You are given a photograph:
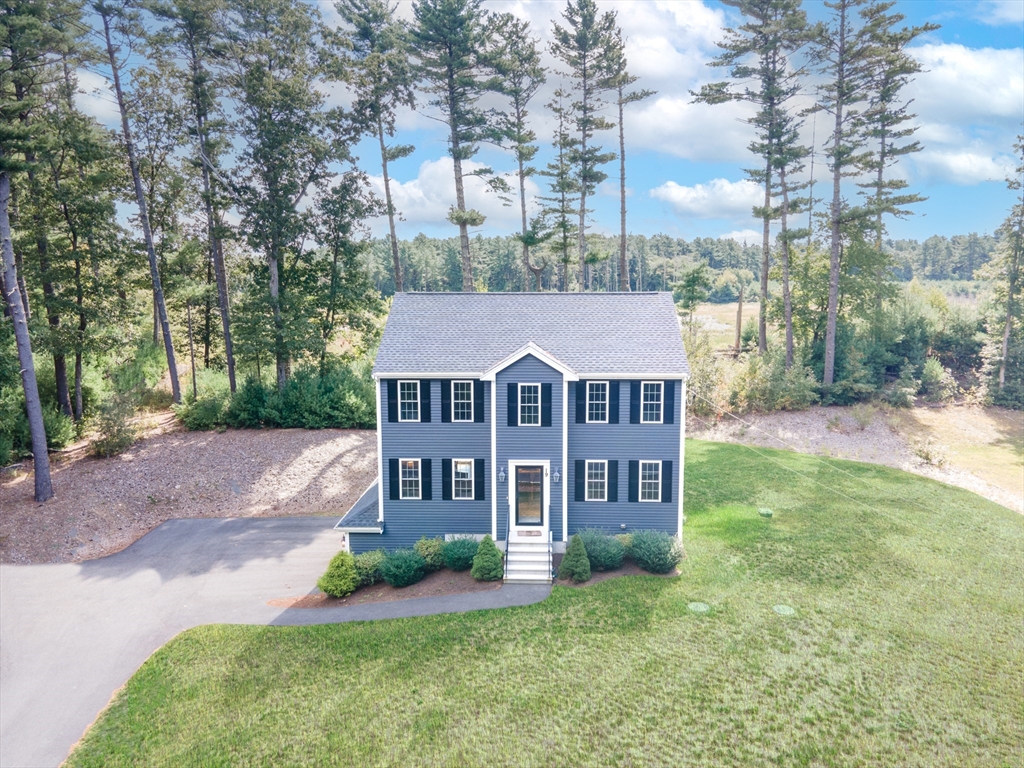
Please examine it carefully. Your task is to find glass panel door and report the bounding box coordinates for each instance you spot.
[516,466,543,526]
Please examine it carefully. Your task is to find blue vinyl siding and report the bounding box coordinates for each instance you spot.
[568,379,682,536]
[373,379,491,551]
[495,356,564,543]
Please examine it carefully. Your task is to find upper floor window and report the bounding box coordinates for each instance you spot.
[641,381,663,424]
[399,380,420,422]
[453,459,474,499]
[586,460,607,501]
[400,458,421,499]
[452,380,473,422]
[519,383,540,426]
[587,381,608,423]
[640,460,661,501]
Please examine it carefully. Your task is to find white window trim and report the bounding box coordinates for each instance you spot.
[452,458,474,500]
[519,382,541,427]
[398,380,421,422]
[586,380,609,424]
[585,459,608,502]
[399,458,422,500]
[639,460,661,503]
[640,380,664,424]
[451,379,474,422]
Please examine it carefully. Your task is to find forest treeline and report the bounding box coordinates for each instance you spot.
[2,0,1022,503]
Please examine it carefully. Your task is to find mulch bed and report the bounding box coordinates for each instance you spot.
[267,567,502,609]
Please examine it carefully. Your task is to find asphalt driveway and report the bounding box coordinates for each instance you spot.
[0,517,550,768]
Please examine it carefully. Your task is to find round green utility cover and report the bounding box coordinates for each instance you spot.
[688,602,710,614]
[773,604,796,616]
[758,508,773,518]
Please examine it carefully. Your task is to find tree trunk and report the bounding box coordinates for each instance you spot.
[759,157,771,354]
[268,245,286,391]
[779,166,794,369]
[187,303,197,400]
[1,168,53,501]
[735,282,743,355]
[823,7,847,388]
[618,85,629,292]
[101,9,181,404]
[378,119,403,293]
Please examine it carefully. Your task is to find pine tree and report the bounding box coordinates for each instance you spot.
[539,89,580,292]
[334,0,415,294]
[990,135,1023,393]
[550,0,617,291]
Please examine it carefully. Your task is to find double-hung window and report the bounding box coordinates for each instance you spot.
[519,383,540,426]
[639,461,661,501]
[400,459,421,499]
[452,380,473,422]
[587,381,608,423]
[586,460,607,501]
[453,459,474,499]
[641,381,663,424]
[399,380,420,422]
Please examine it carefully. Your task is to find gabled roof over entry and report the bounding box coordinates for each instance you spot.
[372,292,689,379]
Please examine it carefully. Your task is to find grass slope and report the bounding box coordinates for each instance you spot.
[68,441,1024,768]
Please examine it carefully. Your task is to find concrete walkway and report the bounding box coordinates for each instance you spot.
[0,518,551,768]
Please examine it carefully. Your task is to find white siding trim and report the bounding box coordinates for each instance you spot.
[491,381,497,539]
[562,378,568,542]
[479,341,579,381]
[679,380,686,539]
[376,381,384,522]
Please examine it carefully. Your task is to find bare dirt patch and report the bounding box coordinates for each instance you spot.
[268,568,501,608]
[0,422,376,564]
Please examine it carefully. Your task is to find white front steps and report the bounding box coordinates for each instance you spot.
[504,540,552,584]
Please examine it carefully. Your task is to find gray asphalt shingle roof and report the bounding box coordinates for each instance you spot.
[336,482,381,530]
[373,292,689,378]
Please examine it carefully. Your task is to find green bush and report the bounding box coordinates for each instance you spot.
[558,534,591,583]
[317,551,359,598]
[43,408,76,450]
[175,392,229,431]
[0,433,12,466]
[920,357,957,402]
[883,361,920,408]
[380,549,427,588]
[470,534,504,581]
[443,537,479,572]
[630,530,684,574]
[91,393,138,458]
[414,537,445,572]
[615,533,633,557]
[729,347,819,413]
[577,529,625,571]
[225,376,269,429]
[354,549,386,586]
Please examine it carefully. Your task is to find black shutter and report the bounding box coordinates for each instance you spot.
[664,380,675,425]
[629,381,641,424]
[575,460,585,502]
[421,458,432,500]
[419,380,431,422]
[628,460,639,502]
[507,383,518,426]
[474,459,485,500]
[474,381,485,423]
[541,383,552,426]
[662,460,673,503]
[440,380,451,423]
[609,381,620,424]
[441,458,452,500]
[608,460,619,502]
[575,380,587,423]
[387,380,398,423]
[389,458,399,500]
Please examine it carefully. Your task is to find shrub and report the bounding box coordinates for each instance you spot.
[615,533,633,557]
[380,549,427,588]
[443,537,479,572]
[920,357,958,403]
[0,433,11,466]
[729,347,819,413]
[91,393,138,458]
[353,549,386,586]
[43,408,76,450]
[471,534,504,581]
[558,534,591,583]
[577,529,625,571]
[414,537,445,572]
[317,551,359,598]
[630,530,684,574]
[883,361,920,408]
[175,392,229,431]
[225,377,269,429]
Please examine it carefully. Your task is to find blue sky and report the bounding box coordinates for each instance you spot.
[79,0,1024,245]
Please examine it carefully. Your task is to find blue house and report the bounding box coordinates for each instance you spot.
[336,292,690,583]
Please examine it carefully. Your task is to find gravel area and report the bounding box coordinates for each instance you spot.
[0,423,377,565]
[689,405,1023,514]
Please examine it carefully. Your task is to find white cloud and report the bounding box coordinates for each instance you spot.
[975,1,1024,26]
[365,156,541,236]
[75,68,120,127]
[910,149,1016,185]
[718,229,762,245]
[650,178,761,220]
[909,44,1024,122]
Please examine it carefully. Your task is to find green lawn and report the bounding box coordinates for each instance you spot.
[68,441,1024,767]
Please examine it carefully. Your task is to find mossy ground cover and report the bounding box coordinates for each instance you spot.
[67,441,1024,767]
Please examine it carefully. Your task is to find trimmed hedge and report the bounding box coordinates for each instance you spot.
[380,549,427,588]
[443,537,479,572]
[577,529,625,571]
[414,537,445,572]
[558,534,591,583]
[354,549,386,586]
[317,551,359,598]
[471,535,504,581]
[631,530,684,574]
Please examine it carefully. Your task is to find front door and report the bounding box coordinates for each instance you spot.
[511,463,548,541]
